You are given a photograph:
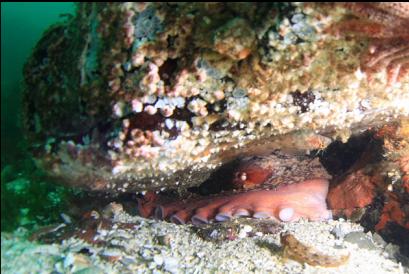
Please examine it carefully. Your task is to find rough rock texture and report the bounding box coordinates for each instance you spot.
[23,3,409,193]
[323,118,409,254]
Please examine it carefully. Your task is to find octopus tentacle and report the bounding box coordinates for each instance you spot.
[139,179,332,225]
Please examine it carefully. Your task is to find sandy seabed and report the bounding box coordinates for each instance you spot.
[1,211,408,274]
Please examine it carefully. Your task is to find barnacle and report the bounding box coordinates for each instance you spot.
[23,3,409,193]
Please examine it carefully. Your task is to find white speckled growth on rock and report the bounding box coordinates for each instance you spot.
[23,3,409,192]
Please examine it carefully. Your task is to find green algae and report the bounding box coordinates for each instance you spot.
[1,156,78,232]
[1,2,78,232]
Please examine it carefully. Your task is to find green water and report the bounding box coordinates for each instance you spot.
[1,2,76,231]
[1,2,75,167]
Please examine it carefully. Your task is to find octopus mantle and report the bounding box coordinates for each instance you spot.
[23,3,409,193]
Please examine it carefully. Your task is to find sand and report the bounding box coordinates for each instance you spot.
[2,211,408,274]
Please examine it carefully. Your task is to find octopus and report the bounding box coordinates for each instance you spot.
[280,232,350,267]
[137,151,333,225]
[330,3,409,86]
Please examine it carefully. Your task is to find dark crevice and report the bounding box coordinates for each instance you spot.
[158,58,178,86]
[318,131,383,177]
[188,159,242,195]
[291,90,316,113]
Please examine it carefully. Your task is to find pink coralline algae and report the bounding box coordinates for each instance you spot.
[23,3,408,194]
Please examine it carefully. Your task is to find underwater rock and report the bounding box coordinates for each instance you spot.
[324,118,409,255]
[23,3,409,193]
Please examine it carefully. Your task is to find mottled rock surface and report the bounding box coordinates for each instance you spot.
[23,3,409,192]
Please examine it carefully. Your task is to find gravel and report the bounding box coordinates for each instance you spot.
[2,211,408,274]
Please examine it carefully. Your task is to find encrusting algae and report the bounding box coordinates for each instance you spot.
[23,3,408,194]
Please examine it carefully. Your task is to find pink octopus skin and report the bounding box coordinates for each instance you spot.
[140,179,332,225]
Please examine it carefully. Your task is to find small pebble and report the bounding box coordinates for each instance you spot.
[153,254,164,266]
[164,257,179,273]
[344,231,376,250]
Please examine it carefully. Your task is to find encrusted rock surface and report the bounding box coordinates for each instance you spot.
[23,3,409,192]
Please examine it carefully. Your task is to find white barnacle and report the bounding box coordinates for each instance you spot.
[123,119,130,128]
[354,68,365,80]
[112,165,128,175]
[145,105,157,115]
[142,94,157,104]
[160,106,174,117]
[165,119,174,129]
[187,98,207,115]
[213,90,225,101]
[228,109,242,121]
[131,99,143,113]
[172,97,186,108]
[113,101,125,117]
